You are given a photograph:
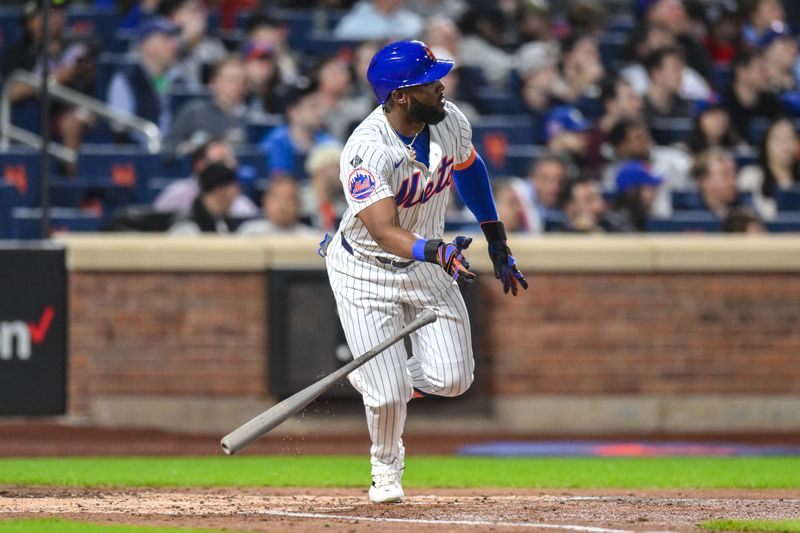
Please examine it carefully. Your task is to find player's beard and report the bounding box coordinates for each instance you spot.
[408,96,446,125]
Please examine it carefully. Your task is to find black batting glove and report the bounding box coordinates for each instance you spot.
[480,221,528,296]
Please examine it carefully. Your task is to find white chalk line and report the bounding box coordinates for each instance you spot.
[258,509,678,533]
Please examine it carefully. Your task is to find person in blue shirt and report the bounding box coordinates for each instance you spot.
[259,84,335,179]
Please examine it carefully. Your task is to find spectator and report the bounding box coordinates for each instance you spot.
[424,16,463,60]
[760,22,799,93]
[693,148,745,218]
[164,57,248,159]
[169,162,239,235]
[566,0,608,37]
[246,15,300,85]
[703,0,742,68]
[2,0,98,167]
[154,139,258,218]
[556,176,608,233]
[723,49,783,141]
[741,0,786,47]
[516,42,560,137]
[621,23,712,100]
[334,0,423,41]
[545,106,591,170]
[315,55,354,114]
[514,152,571,234]
[552,33,604,105]
[107,17,182,143]
[430,48,481,122]
[259,85,336,179]
[611,161,664,232]
[304,143,345,232]
[159,0,227,90]
[514,0,554,45]
[643,47,693,126]
[492,181,526,233]
[645,0,713,81]
[238,176,318,235]
[723,206,766,232]
[685,100,745,154]
[586,76,644,175]
[739,117,800,219]
[603,118,693,217]
[326,41,382,140]
[458,4,513,87]
[242,42,289,116]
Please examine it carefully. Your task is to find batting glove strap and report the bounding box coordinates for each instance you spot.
[480,220,507,243]
[423,239,443,263]
[436,237,476,286]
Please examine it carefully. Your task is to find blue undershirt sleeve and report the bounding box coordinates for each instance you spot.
[452,151,499,223]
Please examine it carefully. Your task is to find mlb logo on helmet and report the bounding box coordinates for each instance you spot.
[348,168,376,201]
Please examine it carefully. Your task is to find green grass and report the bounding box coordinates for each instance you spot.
[0,456,798,489]
[0,519,252,533]
[701,520,800,533]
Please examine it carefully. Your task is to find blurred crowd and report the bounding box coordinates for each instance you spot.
[2,0,800,235]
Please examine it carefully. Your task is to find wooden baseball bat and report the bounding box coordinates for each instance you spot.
[220,309,437,455]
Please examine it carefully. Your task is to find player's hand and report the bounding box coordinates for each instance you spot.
[481,221,528,296]
[436,236,476,287]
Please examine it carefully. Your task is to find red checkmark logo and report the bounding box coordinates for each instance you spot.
[28,306,55,344]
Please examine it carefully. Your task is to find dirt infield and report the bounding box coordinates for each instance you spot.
[2,486,800,532]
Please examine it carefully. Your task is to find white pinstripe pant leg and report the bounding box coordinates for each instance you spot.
[326,244,412,472]
[403,269,474,397]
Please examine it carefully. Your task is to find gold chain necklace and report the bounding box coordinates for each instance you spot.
[402,126,425,162]
[385,110,425,162]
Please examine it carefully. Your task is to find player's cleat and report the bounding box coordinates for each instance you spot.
[369,468,404,503]
[411,387,428,399]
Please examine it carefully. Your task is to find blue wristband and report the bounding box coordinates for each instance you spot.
[412,239,428,262]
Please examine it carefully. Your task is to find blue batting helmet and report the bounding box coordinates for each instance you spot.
[367,40,454,104]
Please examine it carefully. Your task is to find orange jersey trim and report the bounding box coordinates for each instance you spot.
[454,146,477,171]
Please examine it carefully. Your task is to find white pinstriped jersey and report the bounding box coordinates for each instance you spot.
[338,101,474,260]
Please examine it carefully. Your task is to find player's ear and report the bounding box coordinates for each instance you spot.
[393,89,408,106]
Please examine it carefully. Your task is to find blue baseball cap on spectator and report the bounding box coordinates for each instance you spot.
[758,21,796,48]
[137,17,180,43]
[693,95,725,117]
[545,106,589,140]
[615,161,663,193]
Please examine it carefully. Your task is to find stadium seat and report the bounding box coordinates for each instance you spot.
[169,91,213,116]
[472,116,537,161]
[598,32,628,67]
[481,144,545,177]
[0,7,23,50]
[10,99,42,136]
[766,212,800,232]
[0,147,47,207]
[672,191,704,211]
[10,207,102,239]
[476,87,519,115]
[50,179,137,221]
[775,189,800,211]
[66,7,120,47]
[0,183,17,239]
[76,146,167,202]
[145,177,179,204]
[646,211,722,233]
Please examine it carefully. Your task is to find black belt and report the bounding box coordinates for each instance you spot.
[341,234,414,269]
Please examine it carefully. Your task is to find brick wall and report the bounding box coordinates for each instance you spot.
[67,270,800,421]
[477,273,800,397]
[68,272,267,416]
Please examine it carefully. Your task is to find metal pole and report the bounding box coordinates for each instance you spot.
[39,0,52,239]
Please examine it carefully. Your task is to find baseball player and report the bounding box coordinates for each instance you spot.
[321,40,527,503]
